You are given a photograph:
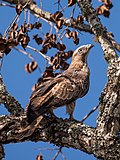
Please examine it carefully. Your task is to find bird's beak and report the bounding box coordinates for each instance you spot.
[87,44,94,50]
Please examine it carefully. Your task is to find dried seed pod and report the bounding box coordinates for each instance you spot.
[21,25,27,33]
[55,19,64,29]
[71,31,79,45]
[60,59,69,70]
[53,11,63,21]
[4,47,11,55]
[43,66,54,78]
[53,11,64,29]
[62,50,73,60]
[96,4,110,17]
[12,23,18,31]
[0,38,12,55]
[51,34,56,42]
[68,0,76,7]
[100,0,112,7]
[76,15,84,24]
[50,51,64,70]
[7,39,18,49]
[16,2,23,15]
[21,35,30,49]
[49,41,57,48]
[25,61,38,73]
[40,46,48,54]
[36,155,43,160]
[56,42,66,51]
[71,31,78,40]
[65,29,72,39]
[33,34,43,45]
[32,22,42,29]
[0,38,6,52]
[73,37,79,45]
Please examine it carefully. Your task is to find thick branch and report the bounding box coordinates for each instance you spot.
[0,114,95,155]
[0,74,24,116]
[2,0,92,33]
[0,1,120,159]
[0,113,120,159]
[94,57,120,159]
[76,1,120,159]
[77,0,118,63]
[98,57,120,135]
[76,0,120,135]
[2,0,120,52]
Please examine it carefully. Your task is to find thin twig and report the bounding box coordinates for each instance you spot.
[57,28,67,41]
[81,105,99,123]
[27,9,30,24]
[14,47,34,61]
[34,148,60,151]
[3,0,31,38]
[0,55,4,71]
[0,2,15,8]
[70,3,76,18]
[3,14,19,38]
[27,45,51,64]
[52,147,62,160]
[60,150,67,160]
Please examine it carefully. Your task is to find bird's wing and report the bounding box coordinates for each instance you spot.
[27,74,78,123]
[30,78,55,99]
[51,76,76,101]
[30,73,77,101]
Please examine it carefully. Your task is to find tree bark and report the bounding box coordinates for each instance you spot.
[0,0,120,159]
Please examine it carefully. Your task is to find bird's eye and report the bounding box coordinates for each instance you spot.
[78,48,82,52]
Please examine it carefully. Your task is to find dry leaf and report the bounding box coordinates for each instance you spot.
[25,61,38,73]
[68,0,76,7]
[96,4,110,17]
[16,2,23,15]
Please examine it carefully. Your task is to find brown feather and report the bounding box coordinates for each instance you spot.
[27,44,93,123]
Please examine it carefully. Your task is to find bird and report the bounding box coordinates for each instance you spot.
[27,44,93,124]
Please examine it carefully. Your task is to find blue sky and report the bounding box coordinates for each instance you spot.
[0,1,120,160]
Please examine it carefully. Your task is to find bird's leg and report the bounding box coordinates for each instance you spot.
[66,102,81,122]
[66,101,75,120]
[69,113,74,120]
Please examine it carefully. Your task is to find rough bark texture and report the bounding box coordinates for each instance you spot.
[0,0,120,160]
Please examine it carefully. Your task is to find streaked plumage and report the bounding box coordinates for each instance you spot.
[27,44,93,124]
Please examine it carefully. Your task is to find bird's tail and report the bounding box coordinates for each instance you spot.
[26,103,39,124]
[16,115,43,140]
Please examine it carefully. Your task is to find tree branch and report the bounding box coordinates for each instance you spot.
[2,0,120,53]
[77,0,118,63]
[0,1,120,159]
[2,0,92,33]
[76,1,120,159]
[0,114,95,155]
[0,74,24,116]
[0,111,120,159]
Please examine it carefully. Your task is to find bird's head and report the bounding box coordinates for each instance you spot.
[72,44,93,63]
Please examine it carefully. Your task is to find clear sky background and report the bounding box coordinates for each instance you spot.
[0,0,120,160]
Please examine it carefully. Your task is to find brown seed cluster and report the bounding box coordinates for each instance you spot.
[53,11,64,29]
[65,29,79,45]
[96,0,113,17]
[25,61,38,73]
